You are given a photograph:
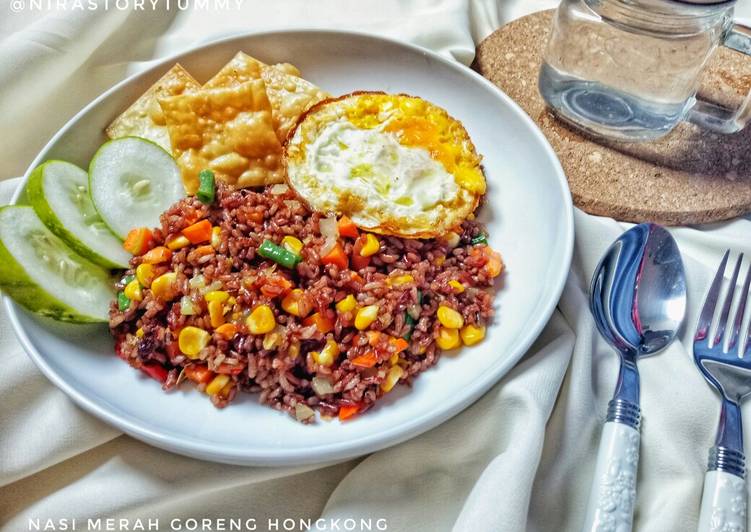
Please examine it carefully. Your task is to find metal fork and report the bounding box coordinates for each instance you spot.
[694,251,751,532]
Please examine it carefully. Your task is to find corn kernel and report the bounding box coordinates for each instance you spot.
[215,323,237,339]
[360,233,380,257]
[124,279,143,302]
[166,234,190,250]
[151,272,178,301]
[448,280,465,294]
[205,290,230,303]
[281,235,303,255]
[288,341,300,359]
[460,324,486,346]
[211,226,222,248]
[389,353,399,365]
[281,288,304,316]
[178,326,211,358]
[442,231,461,249]
[312,339,339,367]
[437,306,464,329]
[246,304,276,334]
[436,327,461,350]
[381,365,404,392]
[263,328,283,350]
[355,304,379,330]
[335,294,357,313]
[208,300,225,328]
[205,374,230,396]
[136,263,156,287]
[219,380,234,398]
[388,274,414,287]
[135,327,145,338]
[435,256,446,266]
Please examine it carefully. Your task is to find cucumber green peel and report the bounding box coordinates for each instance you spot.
[0,206,115,323]
[26,160,130,269]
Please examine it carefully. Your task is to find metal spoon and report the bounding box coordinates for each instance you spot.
[583,223,687,532]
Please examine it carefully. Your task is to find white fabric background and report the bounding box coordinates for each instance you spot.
[1,1,750,531]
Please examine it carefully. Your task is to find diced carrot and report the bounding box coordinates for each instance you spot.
[248,211,264,224]
[351,352,377,368]
[350,272,364,284]
[194,245,215,256]
[351,235,371,270]
[303,312,335,333]
[123,227,154,255]
[214,323,237,339]
[391,337,409,353]
[338,404,360,421]
[141,246,172,264]
[484,247,504,278]
[337,216,359,238]
[321,242,348,270]
[366,330,382,347]
[471,245,504,278]
[215,363,245,375]
[182,219,212,244]
[184,364,214,384]
[140,362,168,382]
[260,275,293,298]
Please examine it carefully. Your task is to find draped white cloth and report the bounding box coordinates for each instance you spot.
[2,1,751,530]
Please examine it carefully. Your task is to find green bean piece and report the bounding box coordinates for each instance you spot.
[117,291,131,311]
[258,239,301,269]
[196,169,216,204]
[471,234,488,245]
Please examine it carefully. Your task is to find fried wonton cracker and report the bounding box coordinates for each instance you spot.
[205,52,329,142]
[159,79,284,193]
[105,64,200,152]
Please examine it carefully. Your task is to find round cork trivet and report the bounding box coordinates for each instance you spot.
[472,10,751,225]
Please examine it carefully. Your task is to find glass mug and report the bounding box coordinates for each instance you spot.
[539,0,751,141]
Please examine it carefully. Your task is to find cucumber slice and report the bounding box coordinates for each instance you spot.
[89,137,184,239]
[27,161,131,269]
[0,206,115,323]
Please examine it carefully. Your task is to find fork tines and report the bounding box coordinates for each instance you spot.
[696,251,751,356]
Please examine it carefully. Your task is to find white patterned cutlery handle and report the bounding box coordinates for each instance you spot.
[697,448,747,532]
[582,421,640,532]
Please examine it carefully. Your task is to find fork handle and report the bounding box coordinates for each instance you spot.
[582,421,640,532]
[698,468,746,532]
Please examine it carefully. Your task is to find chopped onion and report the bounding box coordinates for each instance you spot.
[200,280,223,294]
[179,296,198,315]
[284,199,301,211]
[188,274,205,290]
[320,236,338,256]
[295,403,315,421]
[270,183,289,195]
[319,216,339,240]
[312,376,334,396]
[407,304,421,320]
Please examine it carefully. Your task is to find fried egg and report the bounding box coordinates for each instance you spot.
[284,92,486,238]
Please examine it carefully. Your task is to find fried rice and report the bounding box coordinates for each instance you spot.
[109,183,501,422]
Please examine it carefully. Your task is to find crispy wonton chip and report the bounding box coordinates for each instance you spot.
[159,79,284,193]
[204,52,329,142]
[105,64,200,152]
[260,66,329,141]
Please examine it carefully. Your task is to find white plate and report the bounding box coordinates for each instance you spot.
[5,30,573,466]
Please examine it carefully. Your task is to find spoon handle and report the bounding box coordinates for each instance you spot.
[582,403,641,532]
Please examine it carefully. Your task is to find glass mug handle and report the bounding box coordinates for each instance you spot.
[687,24,751,134]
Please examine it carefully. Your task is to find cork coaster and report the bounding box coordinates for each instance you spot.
[472,10,751,225]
